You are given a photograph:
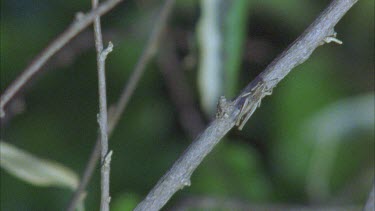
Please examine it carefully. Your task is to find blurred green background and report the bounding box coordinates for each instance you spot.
[1,0,374,210]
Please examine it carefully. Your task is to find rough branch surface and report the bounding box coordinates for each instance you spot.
[134,0,358,210]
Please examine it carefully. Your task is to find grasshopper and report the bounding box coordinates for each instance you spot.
[235,80,273,130]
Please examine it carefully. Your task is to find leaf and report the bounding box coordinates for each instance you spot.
[197,0,224,115]
[0,141,78,190]
[223,0,251,97]
[307,93,374,142]
[304,93,374,201]
[197,0,251,115]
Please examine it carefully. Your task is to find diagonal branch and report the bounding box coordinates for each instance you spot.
[65,0,176,210]
[0,0,123,118]
[134,0,358,210]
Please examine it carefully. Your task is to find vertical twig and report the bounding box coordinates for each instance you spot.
[92,0,113,210]
[66,0,175,210]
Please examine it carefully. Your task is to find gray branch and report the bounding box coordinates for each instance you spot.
[91,0,112,210]
[0,0,123,117]
[134,0,358,210]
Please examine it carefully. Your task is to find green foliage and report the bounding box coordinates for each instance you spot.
[112,193,140,211]
[0,0,373,210]
[191,140,272,201]
[223,0,251,97]
[256,0,318,30]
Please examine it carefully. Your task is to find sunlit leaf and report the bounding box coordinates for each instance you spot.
[305,93,374,201]
[197,0,251,115]
[0,141,78,190]
[307,93,374,141]
[197,0,224,115]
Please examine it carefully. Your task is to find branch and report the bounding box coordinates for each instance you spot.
[134,0,358,210]
[65,0,175,210]
[0,0,123,118]
[91,0,112,210]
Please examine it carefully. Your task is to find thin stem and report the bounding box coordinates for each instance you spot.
[134,0,358,210]
[65,0,175,210]
[0,0,123,118]
[91,0,112,210]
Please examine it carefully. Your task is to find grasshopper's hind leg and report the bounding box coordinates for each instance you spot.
[237,104,257,130]
[236,97,249,127]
